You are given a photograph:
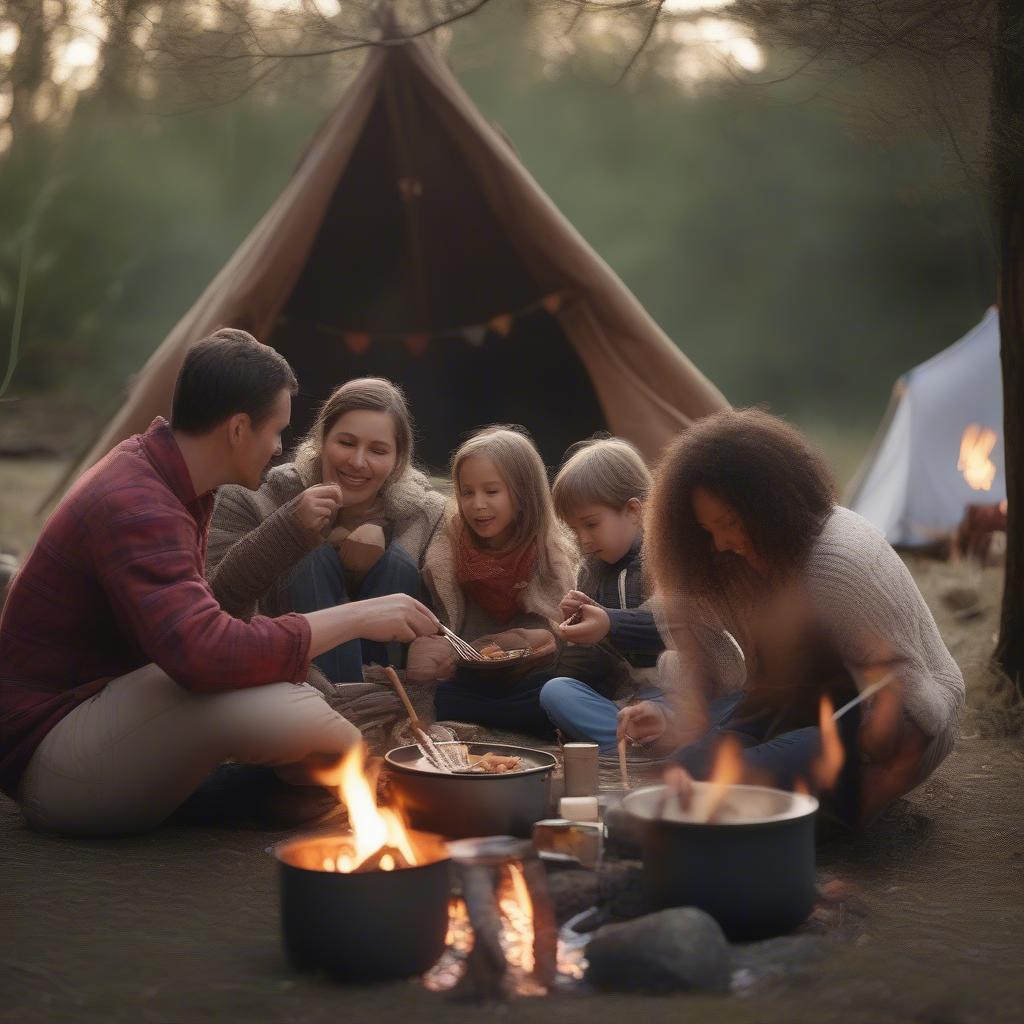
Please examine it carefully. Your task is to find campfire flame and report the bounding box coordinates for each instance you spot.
[958,424,998,491]
[320,743,419,873]
[690,733,745,823]
[812,696,844,791]
[499,863,536,976]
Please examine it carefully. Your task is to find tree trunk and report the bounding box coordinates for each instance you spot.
[992,0,1024,696]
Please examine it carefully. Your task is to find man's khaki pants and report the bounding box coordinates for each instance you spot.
[17,664,360,836]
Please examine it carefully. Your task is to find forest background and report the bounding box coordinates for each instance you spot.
[0,0,997,485]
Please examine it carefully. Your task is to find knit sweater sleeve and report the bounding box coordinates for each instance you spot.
[606,607,664,656]
[807,508,965,740]
[207,483,321,620]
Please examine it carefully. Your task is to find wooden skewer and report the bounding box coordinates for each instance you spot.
[617,736,630,790]
[383,667,449,769]
[383,666,423,728]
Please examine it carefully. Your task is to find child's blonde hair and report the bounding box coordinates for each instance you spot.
[552,437,653,521]
[451,426,559,553]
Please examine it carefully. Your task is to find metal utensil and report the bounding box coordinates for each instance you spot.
[832,674,895,722]
[438,624,485,662]
[382,667,470,772]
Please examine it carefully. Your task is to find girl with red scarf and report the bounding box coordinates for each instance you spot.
[412,426,576,736]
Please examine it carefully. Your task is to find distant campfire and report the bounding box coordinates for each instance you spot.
[958,423,998,492]
[954,425,1006,564]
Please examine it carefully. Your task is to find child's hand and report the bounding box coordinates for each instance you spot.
[558,603,610,644]
[618,700,669,746]
[661,764,696,813]
[559,589,598,622]
[406,636,457,683]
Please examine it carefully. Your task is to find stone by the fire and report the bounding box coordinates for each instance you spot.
[585,907,730,994]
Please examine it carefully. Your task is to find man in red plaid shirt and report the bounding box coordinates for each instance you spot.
[0,329,438,835]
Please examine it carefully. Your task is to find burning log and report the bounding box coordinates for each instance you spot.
[447,837,558,1000]
[456,863,511,1001]
[352,844,412,873]
[520,856,557,989]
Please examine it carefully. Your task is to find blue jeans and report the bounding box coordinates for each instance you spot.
[673,693,862,826]
[281,541,421,682]
[539,677,668,753]
[434,667,557,739]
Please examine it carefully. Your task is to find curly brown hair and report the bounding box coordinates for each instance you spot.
[647,408,836,598]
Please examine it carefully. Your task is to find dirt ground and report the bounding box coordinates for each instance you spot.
[2,457,1023,1024]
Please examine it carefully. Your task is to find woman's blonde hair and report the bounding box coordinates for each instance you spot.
[551,437,652,521]
[293,377,414,488]
[450,425,571,560]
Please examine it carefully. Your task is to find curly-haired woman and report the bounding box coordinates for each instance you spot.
[629,408,964,826]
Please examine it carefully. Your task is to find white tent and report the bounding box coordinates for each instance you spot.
[846,308,1005,546]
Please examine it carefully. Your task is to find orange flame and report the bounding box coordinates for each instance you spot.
[958,424,998,491]
[813,696,845,791]
[498,863,536,976]
[319,743,419,872]
[690,733,744,822]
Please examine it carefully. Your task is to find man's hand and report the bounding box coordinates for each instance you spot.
[292,483,344,535]
[618,700,670,747]
[558,603,610,645]
[559,589,598,622]
[305,595,439,661]
[348,594,439,644]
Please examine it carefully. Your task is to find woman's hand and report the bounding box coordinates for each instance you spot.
[618,700,670,747]
[292,483,344,535]
[558,603,610,645]
[558,589,598,622]
[857,683,929,823]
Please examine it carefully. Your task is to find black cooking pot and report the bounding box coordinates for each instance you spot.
[273,831,451,981]
[385,742,557,839]
[622,782,819,941]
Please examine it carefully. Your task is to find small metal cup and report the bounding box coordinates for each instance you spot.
[562,742,599,797]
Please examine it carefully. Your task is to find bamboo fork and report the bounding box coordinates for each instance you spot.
[438,623,485,661]
[617,736,630,790]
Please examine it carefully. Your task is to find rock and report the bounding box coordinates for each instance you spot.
[729,934,829,994]
[585,907,730,993]
[544,865,600,924]
[545,859,646,924]
[599,860,647,921]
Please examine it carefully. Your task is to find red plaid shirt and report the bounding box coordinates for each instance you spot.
[0,418,311,797]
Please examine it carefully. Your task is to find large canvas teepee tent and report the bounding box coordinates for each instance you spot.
[846,308,1005,546]
[61,33,726,488]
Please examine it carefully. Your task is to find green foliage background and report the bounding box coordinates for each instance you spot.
[0,3,994,484]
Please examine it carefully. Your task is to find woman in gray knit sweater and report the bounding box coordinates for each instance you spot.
[642,409,965,826]
[207,378,446,683]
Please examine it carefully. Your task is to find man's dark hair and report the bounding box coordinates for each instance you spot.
[171,328,298,435]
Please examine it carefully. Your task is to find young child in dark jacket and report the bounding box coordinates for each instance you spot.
[540,438,668,753]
